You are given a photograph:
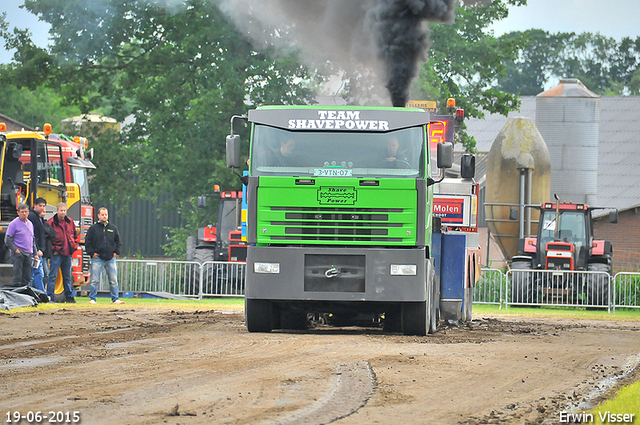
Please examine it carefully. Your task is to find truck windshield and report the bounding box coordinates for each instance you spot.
[70,166,90,198]
[219,199,239,248]
[250,125,425,178]
[540,210,587,248]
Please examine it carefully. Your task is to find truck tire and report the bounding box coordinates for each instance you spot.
[186,236,196,262]
[245,298,274,332]
[461,287,473,323]
[402,267,434,336]
[402,301,429,336]
[510,261,534,304]
[586,263,610,308]
[428,261,438,334]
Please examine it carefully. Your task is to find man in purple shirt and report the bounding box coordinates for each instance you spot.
[5,203,39,287]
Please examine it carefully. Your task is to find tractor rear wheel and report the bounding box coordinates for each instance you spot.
[510,261,534,304]
[586,263,611,308]
[186,236,196,262]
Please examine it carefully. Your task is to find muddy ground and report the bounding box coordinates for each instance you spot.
[1,306,639,425]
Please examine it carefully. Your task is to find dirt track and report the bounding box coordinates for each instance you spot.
[1,307,639,425]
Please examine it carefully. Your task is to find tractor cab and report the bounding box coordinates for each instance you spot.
[538,203,591,271]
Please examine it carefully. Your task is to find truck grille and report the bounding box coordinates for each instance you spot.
[268,207,404,242]
[547,243,572,251]
[82,247,92,273]
[80,217,93,235]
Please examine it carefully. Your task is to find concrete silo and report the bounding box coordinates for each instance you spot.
[485,117,551,261]
[536,78,600,204]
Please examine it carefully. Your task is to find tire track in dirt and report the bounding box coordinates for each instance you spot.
[259,361,375,425]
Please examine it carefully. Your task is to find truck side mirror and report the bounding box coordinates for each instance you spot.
[197,196,207,208]
[437,142,453,169]
[226,135,242,169]
[8,142,22,159]
[460,154,475,179]
[509,207,518,221]
[609,210,618,224]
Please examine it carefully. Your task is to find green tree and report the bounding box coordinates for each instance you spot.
[0,81,81,129]
[2,0,318,255]
[560,33,640,95]
[3,0,316,201]
[496,30,572,96]
[412,0,527,152]
[496,29,640,96]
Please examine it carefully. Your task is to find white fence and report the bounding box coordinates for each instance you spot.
[474,267,640,312]
[96,260,640,310]
[507,269,611,311]
[612,272,640,311]
[95,259,246,299]
[473,268,504,305]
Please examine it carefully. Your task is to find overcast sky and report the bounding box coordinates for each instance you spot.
[1,0,639,64]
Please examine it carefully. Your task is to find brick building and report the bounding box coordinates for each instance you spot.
[593,208,640,271]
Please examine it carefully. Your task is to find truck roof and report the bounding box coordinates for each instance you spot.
[248,106,431,132]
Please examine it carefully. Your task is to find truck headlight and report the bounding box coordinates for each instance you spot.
[390,264,417,276]
[72,258,80,268]
[254,262,280,274]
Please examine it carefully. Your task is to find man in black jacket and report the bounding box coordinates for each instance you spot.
[85,207,124,304]
[28,197,47,292]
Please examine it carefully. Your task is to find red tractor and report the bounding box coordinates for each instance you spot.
[185,186,247,296]
[510,198,617,307]
[186,186,247,264]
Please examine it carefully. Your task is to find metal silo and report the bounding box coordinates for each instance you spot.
[536,78,600,204]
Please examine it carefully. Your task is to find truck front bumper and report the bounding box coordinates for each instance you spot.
[246,245,428,302]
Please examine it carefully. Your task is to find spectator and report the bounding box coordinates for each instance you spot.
[28,197,46,292]
[5,203,39,287]
[85,207,124,304]
[41,208,56,298]
[46,203,78,303]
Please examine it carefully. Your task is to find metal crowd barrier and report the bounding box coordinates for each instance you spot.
[95,260,640,311]
[96,259,246,299]
[474,268,504,305]
[613,272,640,311]
[506,269,612,311]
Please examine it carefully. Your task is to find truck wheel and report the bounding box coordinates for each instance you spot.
[402,301,428,336]
[245,298,273,333]
[510,261,533,304]
[428,300,438,334]
[586,263,610,308]
[461,287,473,323]
[402,281,433,336]
[428,264,438,334]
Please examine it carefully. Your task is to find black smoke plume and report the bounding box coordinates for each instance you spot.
[372,0,455,106]
[219,0,456,106]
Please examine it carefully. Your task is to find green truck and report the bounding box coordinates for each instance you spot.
[226,106,453,335]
